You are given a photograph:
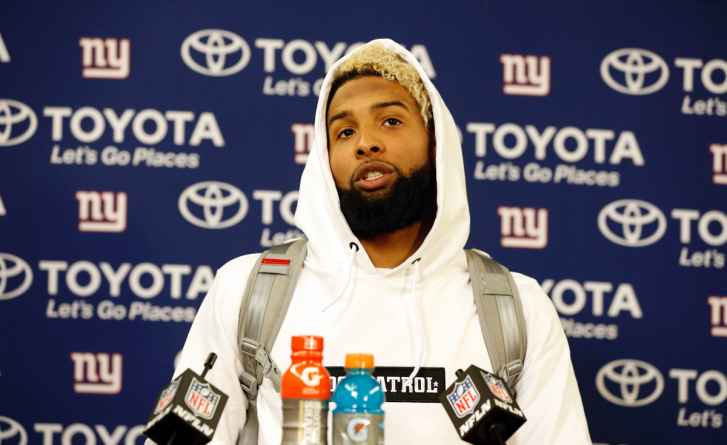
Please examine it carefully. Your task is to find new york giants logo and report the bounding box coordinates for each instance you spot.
[498,206,549,249]
[76,191,127,232]
[80,37,130,79]
[70,352,122,394]
[711,144,727,185]
[291,123,314,165]
[500,54,551,96]
[708,296,727,338]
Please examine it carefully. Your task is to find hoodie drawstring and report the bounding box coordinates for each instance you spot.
[324,247,427,383]
[404,258,427,382]
[322,242,359,312]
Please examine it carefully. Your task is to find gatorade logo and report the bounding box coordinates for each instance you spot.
[346,418,370,441]
[296,366,323,387]
[282,360,330,400]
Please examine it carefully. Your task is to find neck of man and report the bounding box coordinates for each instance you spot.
[359,219,431,268]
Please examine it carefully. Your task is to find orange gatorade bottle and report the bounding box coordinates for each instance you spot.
[281,335,331,445]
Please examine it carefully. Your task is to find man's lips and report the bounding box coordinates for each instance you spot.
[352,162,397,191]
[355,172,394,191]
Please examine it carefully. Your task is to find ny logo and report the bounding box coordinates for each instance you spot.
[708,296,727,338]
[76,191,127,232]
[498,207,548,249]
[291,123,314,165]
[80,37,130,79]
[0,33,10,63]
[710,144,727,185]
[70,352,123,394]
[500,54,550,96]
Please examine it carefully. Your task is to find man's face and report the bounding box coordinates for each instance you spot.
[327,76,431,198]
[326,75,436,239]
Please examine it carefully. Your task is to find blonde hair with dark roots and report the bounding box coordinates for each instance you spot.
[330,44,433,128]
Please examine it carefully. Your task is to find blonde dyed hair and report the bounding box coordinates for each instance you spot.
[333,43,433,128]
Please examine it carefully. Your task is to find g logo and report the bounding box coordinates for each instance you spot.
[299,366,322,387]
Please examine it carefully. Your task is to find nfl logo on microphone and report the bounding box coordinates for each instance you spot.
[447,375,481,418]
[484,373,513,404]
[185,378,221,420]
[144,369,228,445]
[154,380,179,415]
[440,365,526,444]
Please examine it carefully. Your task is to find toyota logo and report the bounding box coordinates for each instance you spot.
[596,359,664,407]
[598,199,667,247]
[0,253,33,301]
[600,48,669,95]
[0,99,37,147]
[0,416,28,445]
[181,29,251,77]
[179,181,248,229]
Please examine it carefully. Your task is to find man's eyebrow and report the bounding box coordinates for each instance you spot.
[370,100,410,112]
[327,110,350,127]
[328,101,411,127]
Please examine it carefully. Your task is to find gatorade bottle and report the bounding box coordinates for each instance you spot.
[281,335,331,445]
[332,353,385,445]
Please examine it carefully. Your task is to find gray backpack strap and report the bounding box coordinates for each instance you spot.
[237,238,307,445]
[465,249,527,394]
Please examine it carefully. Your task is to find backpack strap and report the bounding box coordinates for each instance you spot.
[237,238,307,445]
[465,249,527,394]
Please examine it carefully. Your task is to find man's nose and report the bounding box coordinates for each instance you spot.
[355,130,384,157]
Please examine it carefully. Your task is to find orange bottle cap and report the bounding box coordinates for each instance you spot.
[291,335,324,352]
[345,353,374,369]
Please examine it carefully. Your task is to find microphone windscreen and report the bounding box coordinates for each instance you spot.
[144,368,228,445]
[439,365,526,444]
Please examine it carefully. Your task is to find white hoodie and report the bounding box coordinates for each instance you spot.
[166,39,592,444]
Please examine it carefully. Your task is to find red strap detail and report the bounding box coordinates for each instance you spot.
[262,258,290,266]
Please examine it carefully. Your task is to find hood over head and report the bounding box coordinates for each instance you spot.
[294,38,470,278]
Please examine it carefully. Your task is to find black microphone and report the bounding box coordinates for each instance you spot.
[439,365,526,445]
[144,353,228,445]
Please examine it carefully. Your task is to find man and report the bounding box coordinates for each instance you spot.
[166,39,591,444]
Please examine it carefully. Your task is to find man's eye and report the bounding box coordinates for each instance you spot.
[384,118,401,126]
[337,128,354,139]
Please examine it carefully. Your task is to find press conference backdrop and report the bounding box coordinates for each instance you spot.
[1,1,725,444]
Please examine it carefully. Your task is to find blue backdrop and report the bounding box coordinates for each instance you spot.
[1,1,725,444]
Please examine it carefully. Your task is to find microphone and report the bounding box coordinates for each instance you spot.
[144,353,229,445]
[439,365,526,445]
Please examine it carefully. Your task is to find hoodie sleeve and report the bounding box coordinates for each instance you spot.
[145,254,259,445]
[508,273,592,445]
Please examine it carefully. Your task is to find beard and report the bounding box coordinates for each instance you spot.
[337,162,437,240]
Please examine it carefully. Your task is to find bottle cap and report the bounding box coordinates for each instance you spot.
[345,353,374,369]
[291,335,324,352]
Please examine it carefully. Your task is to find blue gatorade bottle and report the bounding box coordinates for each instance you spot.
[332,353,385,445]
